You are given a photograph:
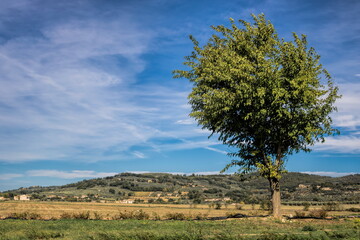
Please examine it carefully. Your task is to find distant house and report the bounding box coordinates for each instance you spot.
[298,184,309,189]
[119,199,134,204]
[204,198,222,202]
[14,195,30,201]
[205,197,231,202]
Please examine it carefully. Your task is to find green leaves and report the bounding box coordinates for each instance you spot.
[174,14,340,179]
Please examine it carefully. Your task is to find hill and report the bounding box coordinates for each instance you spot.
[1,172,359,204]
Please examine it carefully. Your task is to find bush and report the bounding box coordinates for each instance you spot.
[59,211,91,219]
[215,202,222,210]
[235,203,243,210]
[72,211,91,219]
[309,210,328,219]
[113,210,149,220]
[194,212,208,220]
[7,212,42,220]
[302,225,317,231]
[259,200,272,211]
[302,202,311,211]
[152,212,161,220]
[165,212,188,220]
[322,202,341,211]
[346,207,360,212]
[294,211,306,218]
[93,212,103,220]
[60,212,73,219]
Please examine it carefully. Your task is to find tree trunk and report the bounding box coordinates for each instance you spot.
[269,177,281,218]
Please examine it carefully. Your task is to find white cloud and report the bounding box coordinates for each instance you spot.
[132,151,146,159]
[176,119,194,125]
[0,7,204,163]
[332,83,360,129]
[158,140,221,152]
[301,171,358,177]
[204,147,228,155]
[27,170,117,179]
[0,16,154,162]
[315,136,360,153]
[0,174,23,180]
[355,74,360,77]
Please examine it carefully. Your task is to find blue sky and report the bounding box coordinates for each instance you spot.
[0,0,359,191]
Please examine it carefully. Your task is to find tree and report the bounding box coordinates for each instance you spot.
[173,14,340,218]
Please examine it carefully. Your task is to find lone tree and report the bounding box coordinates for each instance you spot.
[173,14,340,218]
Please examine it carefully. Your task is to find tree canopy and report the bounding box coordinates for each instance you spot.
[174,14,340,217]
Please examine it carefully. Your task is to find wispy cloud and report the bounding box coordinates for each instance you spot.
[315,136,360,153]
[0,173,23,180]
[132,151,146,159]
[332,83,360,129]
[176,119,195,125]
[0,1,215,163]
[204,147,228,155]
[27,170,117,179]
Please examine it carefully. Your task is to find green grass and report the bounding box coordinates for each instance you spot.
[0,218,359,240]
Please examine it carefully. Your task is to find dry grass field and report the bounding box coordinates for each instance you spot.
[0,201,359,220]
[0,201,359,239]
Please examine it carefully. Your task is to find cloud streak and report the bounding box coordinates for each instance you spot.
[0,174,23,180]
[0,1,215,163]
[27,170,117,179]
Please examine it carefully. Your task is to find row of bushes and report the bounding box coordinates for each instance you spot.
[3,210,209,221]
[294,210,329,219]
[283,201,360,206]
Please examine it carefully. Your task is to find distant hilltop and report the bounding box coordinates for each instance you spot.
[1,172,359,204]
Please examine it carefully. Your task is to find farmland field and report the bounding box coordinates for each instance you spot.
[0,201,359,239]
[1,201,359,220]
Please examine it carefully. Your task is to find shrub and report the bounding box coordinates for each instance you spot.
[165,212,188,220]
[259,200,272,211]
[152,212,161,220]
[7,212,42,220]
[215,202,222,210]
[113,210,149,220]
[322,202,341,211]
[302,202,311,211]
[309,210,328,219]
[60,212,73,219]
[93,212,103,220]
[235,203,243,210]
[294,211,306,218]
[133,198,144,203]
[72,211,91,219]
[194,212,208,220]
[346,207,360,212]
[302,225,317,231]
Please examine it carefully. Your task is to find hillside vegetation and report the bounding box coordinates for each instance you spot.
[2,172,359,204]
